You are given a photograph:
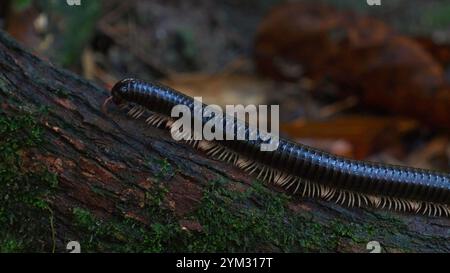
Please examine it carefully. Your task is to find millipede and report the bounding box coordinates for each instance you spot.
[106,78,450,217]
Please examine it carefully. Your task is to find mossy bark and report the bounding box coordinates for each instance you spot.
[0,30,449,253]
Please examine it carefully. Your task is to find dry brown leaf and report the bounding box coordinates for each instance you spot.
[6,6,40,48]
[163,73,272,107]
[280,115,418,159]
[254,2,450,129]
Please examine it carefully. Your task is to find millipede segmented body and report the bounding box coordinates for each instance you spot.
[110,78,450,217]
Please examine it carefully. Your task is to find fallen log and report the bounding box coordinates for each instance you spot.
[0,30,448,253]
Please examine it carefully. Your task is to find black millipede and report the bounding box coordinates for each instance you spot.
[106,78,450,217]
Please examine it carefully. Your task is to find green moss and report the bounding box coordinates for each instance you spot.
[73,207,96,228]
[68,182,182,253]
[0,234,23,252]
[146,184,169,212]
[61,176,415,253]
[54,88,69,99]
[178,179,292,252]
[71,207,108,250]
[156,158,173,178]
[0,78,9,93]
[146,157,175,180]
[62,177,347,252]
[82,177,327,252]
[0,111,58,252]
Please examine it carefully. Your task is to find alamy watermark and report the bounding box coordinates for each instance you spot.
[66,0,81,6]
[170,97,279,152]
[66,241,81,253]
[366,241,382,253]
[367,0,381,6]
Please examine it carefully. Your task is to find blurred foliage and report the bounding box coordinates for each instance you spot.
[310,0,450,35]
[39,0,100,66]
[422,3,450,30]
[11,0,33,12]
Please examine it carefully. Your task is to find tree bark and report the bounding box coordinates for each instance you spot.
[0,30,449,253]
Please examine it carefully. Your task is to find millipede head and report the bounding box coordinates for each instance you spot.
[111,78,135,105]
